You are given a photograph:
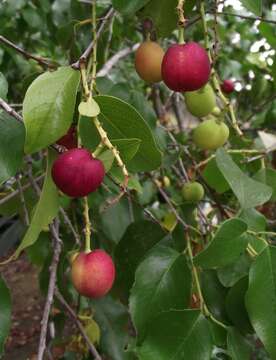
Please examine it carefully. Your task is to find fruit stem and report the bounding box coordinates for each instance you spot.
[186,232,227,329]
[177,0,185,44]
[93,116,129,190]
[83,196,91,252]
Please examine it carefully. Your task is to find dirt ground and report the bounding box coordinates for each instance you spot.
[1,255,44,360]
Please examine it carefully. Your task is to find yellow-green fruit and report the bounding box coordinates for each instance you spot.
[163,176,171,188]
[184,84,216,118]
[135,41,164,83]
[212,106,221,117]
[182,182,204,202]
[193,118,229,150]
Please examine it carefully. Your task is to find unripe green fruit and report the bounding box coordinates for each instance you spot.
[193,118,229,150]
[184,84,216,118]
[163,176,171,188]
[182,182,204,202]
[212,106,221,117]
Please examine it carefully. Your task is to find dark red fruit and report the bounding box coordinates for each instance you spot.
[71,250,115,298]
[56,126,77,149]
[221,79,235,94]
[52,148,105,198]
[161,42,211,92]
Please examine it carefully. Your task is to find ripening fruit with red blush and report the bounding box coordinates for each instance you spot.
[51,148,105,198]
[221,79,235,94]
[71,250,115,298]
[56,126,77,149]
[161,42,211,92]
[135,41,164,83]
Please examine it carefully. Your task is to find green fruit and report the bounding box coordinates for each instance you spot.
[193,118,229,150]
[181,182,204,202]
[212,106,221,117]
[184,83,216,118]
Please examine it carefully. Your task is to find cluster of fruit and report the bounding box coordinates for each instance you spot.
[135,40,234,151]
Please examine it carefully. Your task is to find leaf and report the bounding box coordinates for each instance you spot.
[259,23,276,48]
[227,327,251,360]
[202,158,229,194]
[194,218,248,269]
[78,97,100,117]
[23,66,80,154]
[112,0,151,16]
[115,221,167,299]
[83,96,161,171]
[0,72,8,100]
[245,245,276,359]
[13,150,59,259]
[240,0,262,16]
[0,275,11,356]
[0,112,25,185]
[111,138,141,163]
[130,246,191,342]
[137,310,213,360]
[226,277,253,335]
[254,168,276,201]
[201,270,229,323]
[216,148,272,209]
[98,149,115,172]
[91,296,130,360]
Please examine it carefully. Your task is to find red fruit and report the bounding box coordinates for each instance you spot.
[52,148,105,198]
[71,250,115,298]
[56,126,77,149]
[221,79,235,94]
[161,42,211,92]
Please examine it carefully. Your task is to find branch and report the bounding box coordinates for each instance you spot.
[0,97,23,122]
[0,35,57,68]
[55,289,102,360]
[37,220,62,360]
[218,11,276,25]
[97,43,139,77]
[71,7,115,69]
[15,174,30,226]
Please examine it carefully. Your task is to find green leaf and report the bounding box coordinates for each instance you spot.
[91,296,130,360]
[217,253,252,288]
[254,168,276,201]
[130,246,191,342]
[137,310,213,360]
[0,72,8,100]
[84,96,162,171]
[0,112,25,185]
[194,218,248,269]
[201,270,229,323]
[112,0,151,16]
[13,150,59,258]
[227,327,251,360]
[23,66,80,154]
[226,277,253,334]
[202,158,229,194]
[216,148,272,209]
[0,275,11,356]
[115,221,167,298]
[111,138,141,163]
[246,245,276,358]
[98,149,115,172]
[78,97,100,117]
[239,208,266,232]
[240,0,262,16]
[259,23,276,48]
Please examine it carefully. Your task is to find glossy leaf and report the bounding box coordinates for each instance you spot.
[226,277,253,334]
[194,218,248,268]
[227,327,251,360]
[137,310,212,360]
[23,66,80,153]
[245,245,276,358]
[115,221,167,298]
[0,112,25,185]
[130,246,191,341]
[13,150,59,258]
[216,148,272,209]
[112,0,151,16]
[86,96,162,171]
[0,275,11,356]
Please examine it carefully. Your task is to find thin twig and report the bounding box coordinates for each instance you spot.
[0,97,23,122]
[55,289,102,360]
[218,11,276,25]
[97,43,139,77]
[0,35,57,68]
[71,7,115,69]
[37,220,62,360]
